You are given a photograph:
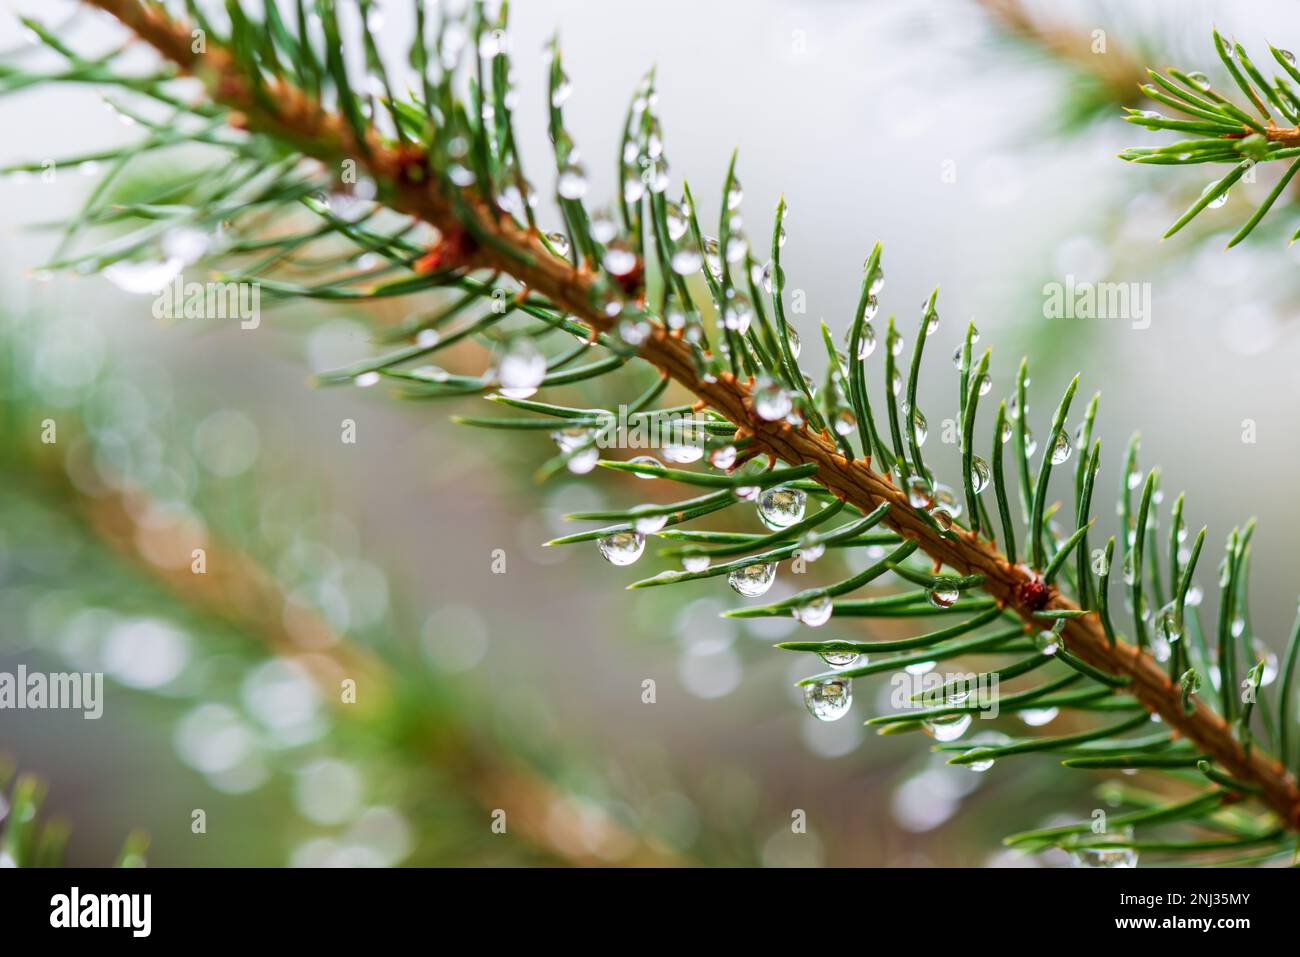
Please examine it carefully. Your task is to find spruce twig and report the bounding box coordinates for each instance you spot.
[14,1,1300,853]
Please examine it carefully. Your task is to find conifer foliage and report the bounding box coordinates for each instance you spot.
[4,1,1300,865]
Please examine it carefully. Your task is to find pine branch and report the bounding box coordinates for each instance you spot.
[12,1,1300,859]
[1121,30,1300,245]
[0,759,147,866]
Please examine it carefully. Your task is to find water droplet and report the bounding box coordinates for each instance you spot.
[670,247,703,275]
[1201,182,1229,210]
[1019,707,1058,727]
[889,369,902,395]
[889,329,905,356]
[735,485,760,502]
[923,713,971,742]
[911,408,928,447]
[557,162,588,199]
[1122,550,1137,586]
[1282,49,1296,65]
[657,439,699,464]
[161,226,211,265]
[665,201,689,241]
[869,268,885,297]
[354,371,381,388]
[1072,846,1138,869]
[1126,462,1142,490]
[723,294,753,335]
[702,236,722,278]
[590,209,619,244]
[602,240,638,277]
[856,324,877,360]
[1186,70,1210,90]
[753,377,793,421]
[999,419,1013,444]
[728,562,777,597]
[726,178,744,210]
[628,454,663,476]
[969,456,991,493]
[1034,630,1060,656]
[495,337,547,398]
[906,475,931,509]
[928,577,960,608]
[479,28,508,58]
[803,678,852,721]
[819,650,860,670]
[797,532,825,562]
[951,346,964,370]
[930,483,962,525]
[597,531,645,566]
[449,163,476,187]
[551,426,590,453]
[566,445,599,474]
[708,445,737,470]
[793,595,833,627]
[682,553,710,573]
[634,513,668,534]
[963,748,995,772]
[924,312,939,336]
[833,408,857,436]
[861,295,880,323]
[1022,426,1037,457]
[104,258,184,295]
[758,486,806,530]
[1254,640,1279,686]
[905,660,936,676]
[551,74,573,108]
[786,325,801,359]
[545,231,571,257]
[1155,603,1182,644]
[623,175,646,205]
[1049,432,1072,465]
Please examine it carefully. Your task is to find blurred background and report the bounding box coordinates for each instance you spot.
[3,0,1300,867]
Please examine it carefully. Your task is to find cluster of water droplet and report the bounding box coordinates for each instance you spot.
[906,475,963,530]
